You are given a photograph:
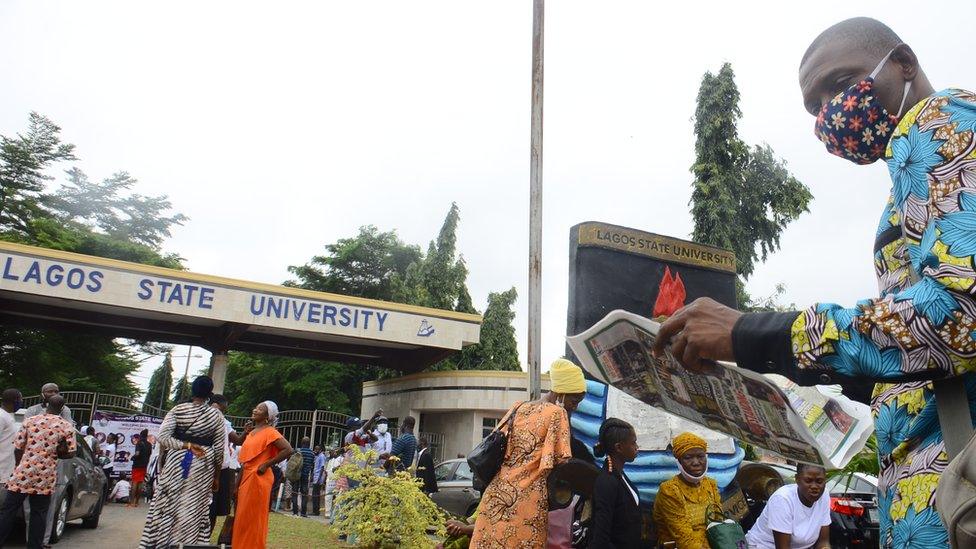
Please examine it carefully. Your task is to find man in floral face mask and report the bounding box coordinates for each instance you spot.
[650,17,976,548]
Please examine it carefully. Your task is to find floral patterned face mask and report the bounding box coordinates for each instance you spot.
[814,48,912,165]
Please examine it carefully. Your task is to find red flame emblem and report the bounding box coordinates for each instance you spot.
[652,266,686,318]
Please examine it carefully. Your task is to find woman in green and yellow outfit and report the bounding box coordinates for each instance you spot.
[652,432,721,549]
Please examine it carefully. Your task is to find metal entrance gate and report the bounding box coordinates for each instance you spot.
[23,391,443,459]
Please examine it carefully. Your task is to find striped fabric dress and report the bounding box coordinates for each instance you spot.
[139,402,225,548]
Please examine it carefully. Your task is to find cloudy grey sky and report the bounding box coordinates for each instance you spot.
[2,1,975,393]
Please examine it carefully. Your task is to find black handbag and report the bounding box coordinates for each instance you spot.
[467,402,524,492]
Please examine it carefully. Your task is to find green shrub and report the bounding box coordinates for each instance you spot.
[333,446,446,548]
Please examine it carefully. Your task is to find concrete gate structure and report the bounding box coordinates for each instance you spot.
[0,241,483,392]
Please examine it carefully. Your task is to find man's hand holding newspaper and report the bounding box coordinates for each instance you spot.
[568,310,872,468]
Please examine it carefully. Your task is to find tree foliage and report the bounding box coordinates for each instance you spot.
[690,63,812,302]
[0,112,76,235]
[0,112,186,398]
[144,352,175,412]
[286,225,421,300]
[456,287,520,371]
[171,375,191,404]
[223,353,357,416]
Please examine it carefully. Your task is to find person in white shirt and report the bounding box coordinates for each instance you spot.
[323,448,343,519]
[746,464,832,549]
[0,389,22,488]
[371,416,393,469]
[109,475,131,503]
[101,433,118,493]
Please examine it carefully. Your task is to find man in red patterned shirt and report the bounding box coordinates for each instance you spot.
[0,395,76,549]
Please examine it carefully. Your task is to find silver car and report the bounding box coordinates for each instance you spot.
[1,412,108,543]
[430,459,480,518]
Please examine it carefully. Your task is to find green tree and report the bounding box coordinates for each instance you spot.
[287,225,421,300]
[223,353,355,416]
[0,112,76,235]
[393,203,475,314]
[690,63,812,305]
[171,375,191,404]
[50,168,188,249]
[144,353,175,412]
[457,287,520,371]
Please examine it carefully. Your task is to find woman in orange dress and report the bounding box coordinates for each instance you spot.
[232,400,294,549]
[470,359,587,549]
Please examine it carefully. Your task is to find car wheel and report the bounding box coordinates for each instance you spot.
[82,492,103,529]
[49,490,70,543]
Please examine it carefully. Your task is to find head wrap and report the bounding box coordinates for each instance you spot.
[262,400,279,426]
[550,358,586,394]
[671,432,707,458]
[191,376,214,399]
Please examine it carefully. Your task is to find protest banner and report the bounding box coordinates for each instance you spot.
[93,411,162,477]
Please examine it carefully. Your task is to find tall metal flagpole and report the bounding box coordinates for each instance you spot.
[528,0,544,401]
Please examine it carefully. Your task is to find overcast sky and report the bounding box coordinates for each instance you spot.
[2,1,975,394]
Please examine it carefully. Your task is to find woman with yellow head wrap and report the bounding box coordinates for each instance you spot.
[652,432,722,549]
[470,359,586,548]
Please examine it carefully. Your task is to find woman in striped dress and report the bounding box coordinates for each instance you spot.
[139,376,225,548]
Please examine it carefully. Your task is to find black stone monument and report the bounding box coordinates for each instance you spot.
[566,221,737,361]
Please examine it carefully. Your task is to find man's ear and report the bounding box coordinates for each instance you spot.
[891,43,919,81]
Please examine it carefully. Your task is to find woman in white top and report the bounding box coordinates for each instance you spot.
[102,434,118,477]
[746,464,832,549]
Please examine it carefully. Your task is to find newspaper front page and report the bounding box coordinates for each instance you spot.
[567,310,872,468]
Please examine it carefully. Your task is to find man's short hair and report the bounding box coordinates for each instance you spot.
[402,416,416,429]
[801,17,903,67]
[47,394,65,414]
[211,394,228,406]
[1,388,21,404]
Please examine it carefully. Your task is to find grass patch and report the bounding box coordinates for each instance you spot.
[212,513,351,548]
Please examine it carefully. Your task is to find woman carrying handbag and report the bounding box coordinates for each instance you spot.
[469,359,587,549]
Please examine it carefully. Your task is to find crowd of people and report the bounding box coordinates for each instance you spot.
[437,359,835,549]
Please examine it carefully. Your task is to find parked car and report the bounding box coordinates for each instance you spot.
[0,411,108,543]
[429,458,480,518]
[735,462,879,549]
[826,472,881,548]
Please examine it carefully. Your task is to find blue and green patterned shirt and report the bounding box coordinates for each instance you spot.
[735,89,976,548]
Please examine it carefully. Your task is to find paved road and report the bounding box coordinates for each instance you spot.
[6,503,147,548]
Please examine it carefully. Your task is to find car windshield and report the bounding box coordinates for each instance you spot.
[455,461,473,481]
[827,475,875,493]
[434,462,456,482]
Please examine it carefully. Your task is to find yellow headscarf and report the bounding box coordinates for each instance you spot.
[550,358,586,394]
[671,432,707,458]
